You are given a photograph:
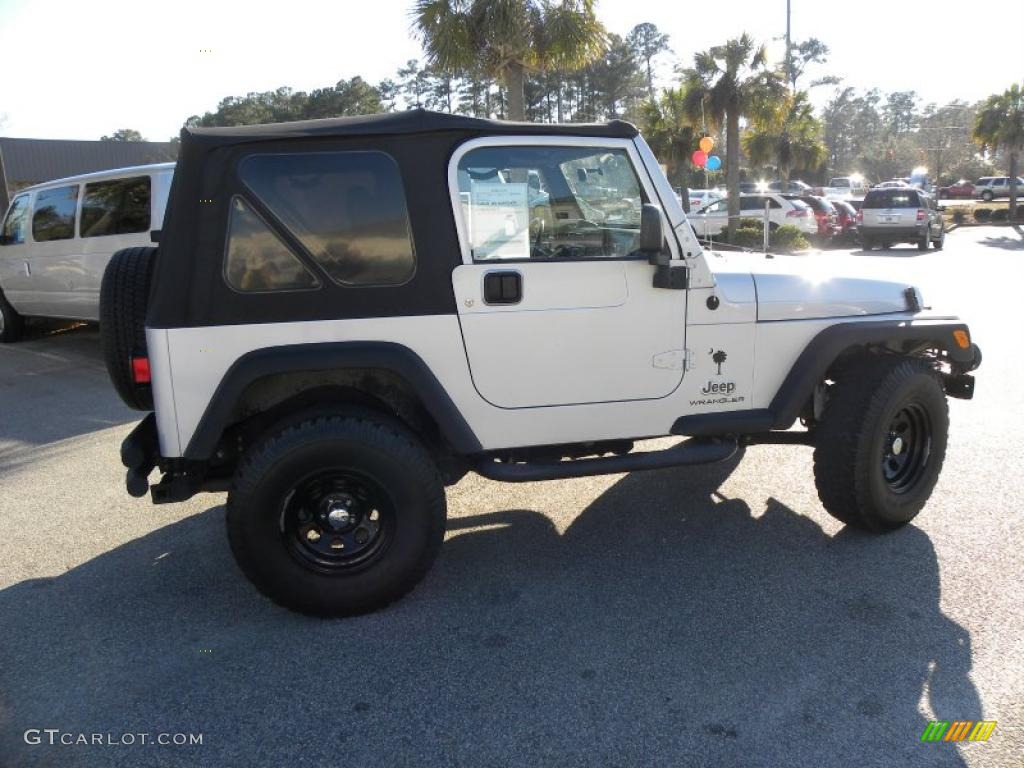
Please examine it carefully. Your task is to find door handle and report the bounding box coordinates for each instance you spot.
[483,271,522,305]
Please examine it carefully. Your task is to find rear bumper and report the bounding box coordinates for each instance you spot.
[860,225,927,239]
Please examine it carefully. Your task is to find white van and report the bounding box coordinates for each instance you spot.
[0,162,174,341]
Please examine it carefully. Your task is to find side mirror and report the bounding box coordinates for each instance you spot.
[639,203,665,255]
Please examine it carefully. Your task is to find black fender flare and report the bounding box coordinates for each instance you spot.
[183,341,482,459]
[768,318,980,429]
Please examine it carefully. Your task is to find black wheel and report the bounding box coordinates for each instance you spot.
[227,412,446,616]
[100,247,157,410]
[917,230,930,251]
[933,227,945,250]
[0,288,24,342]
[861,236,874,251]
[813,356,948,532]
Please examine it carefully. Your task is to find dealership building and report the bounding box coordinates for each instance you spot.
[0,137,177,213]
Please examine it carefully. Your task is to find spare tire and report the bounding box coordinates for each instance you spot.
[100,246,157,411]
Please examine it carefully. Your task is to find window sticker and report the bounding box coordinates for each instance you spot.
[469,182,530,261]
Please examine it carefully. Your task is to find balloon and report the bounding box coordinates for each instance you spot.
[706,154,722,171]
[691,150,708,167]
[699,136,714,154]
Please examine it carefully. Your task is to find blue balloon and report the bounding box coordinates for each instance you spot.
[706,155,722,171]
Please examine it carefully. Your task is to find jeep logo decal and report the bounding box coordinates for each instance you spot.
[701,380,736,395]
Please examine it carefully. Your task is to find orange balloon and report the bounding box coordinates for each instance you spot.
[699,136,714,153]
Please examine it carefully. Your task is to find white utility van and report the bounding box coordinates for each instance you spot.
[0,162,174,340]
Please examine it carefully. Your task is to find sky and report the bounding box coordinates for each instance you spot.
[0,0,1021,141]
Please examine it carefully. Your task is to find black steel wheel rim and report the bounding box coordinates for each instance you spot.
[281,470,395,573]
[881,402,932,493]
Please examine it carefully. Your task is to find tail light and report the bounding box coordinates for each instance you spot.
[787,208,810,217]
[916,210,926,221]
[131,356,151,384]
[856,211,863,224]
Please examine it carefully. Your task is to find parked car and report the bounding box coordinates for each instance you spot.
[691,193,817,239]
[738,181,759,194]
[675,187,722,212]
[938,180,975,199]
[99,109,981,616]
[783,194,839,241]
[818,175,868,198]
[767,180,812,193]
[974,176,1024,201]
[857,187,945,250]
[0,163,174,340]
[873,180,911,189]
[830,199,859,242]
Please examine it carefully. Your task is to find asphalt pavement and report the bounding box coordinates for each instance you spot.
[1,226,1022,767]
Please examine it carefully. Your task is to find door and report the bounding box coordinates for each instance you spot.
[449,138,688,409]
[25,183,83,318]
[0,193,33,309]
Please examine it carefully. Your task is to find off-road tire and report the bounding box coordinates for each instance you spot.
[100,246,157,410]
[813,356,948,532]
[0,288,24,342]
[227,412,446,617]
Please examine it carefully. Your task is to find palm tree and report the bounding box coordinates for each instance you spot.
[681,34,786,239]
[743,92,825,185]
[974,82,1024,222]
[412,0,606,122]
[637,87,698,207]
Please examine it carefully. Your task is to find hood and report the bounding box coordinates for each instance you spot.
[707,251,916,321]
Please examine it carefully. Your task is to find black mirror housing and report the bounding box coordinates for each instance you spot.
[639,203,665,254]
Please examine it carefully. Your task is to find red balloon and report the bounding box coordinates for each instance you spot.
[691,150,708,167]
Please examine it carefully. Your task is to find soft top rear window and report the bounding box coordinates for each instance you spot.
[863,189,920,208]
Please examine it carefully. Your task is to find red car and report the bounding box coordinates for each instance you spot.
[939,180,975,199]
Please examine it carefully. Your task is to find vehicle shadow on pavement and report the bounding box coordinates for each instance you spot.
[978,232,1024,250]
[0,324,133,477]
[0,455,980,767]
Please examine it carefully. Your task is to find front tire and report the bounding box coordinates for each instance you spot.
[227,413,446,616]
[981,190,994,201]
[0,288,24,342]
[813,356,948,532]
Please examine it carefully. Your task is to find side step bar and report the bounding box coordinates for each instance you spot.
[474,437,738,483]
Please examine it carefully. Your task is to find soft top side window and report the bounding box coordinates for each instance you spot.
[239,151,416,287]
[223,196,319,293]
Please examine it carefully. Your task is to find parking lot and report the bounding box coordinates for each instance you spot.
[1,226,1022,767]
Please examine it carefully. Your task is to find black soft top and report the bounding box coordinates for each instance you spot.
[151,109,639,329]
[184,108,638,146]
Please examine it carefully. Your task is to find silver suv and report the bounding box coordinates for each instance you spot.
[858,187,945,251]
[974,176,1024,201]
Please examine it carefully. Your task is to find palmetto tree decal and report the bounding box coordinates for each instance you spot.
[711,349,727,375]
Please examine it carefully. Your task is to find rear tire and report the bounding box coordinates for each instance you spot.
[933,227,945,250]
[813,356,948,532]
[227,413,446,617]
[981,190,993,201]
[100,246,157,410]
[860,236,874,251]
[0,288,24,343]
[917,231,930,251]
